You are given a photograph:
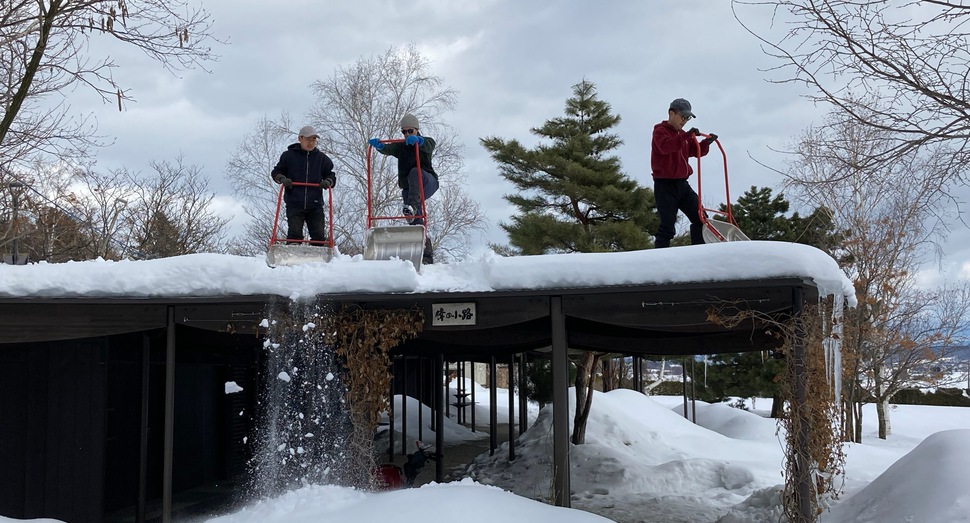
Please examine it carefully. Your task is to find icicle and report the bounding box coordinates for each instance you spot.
[703,354,708,388]
[819,293,844,402]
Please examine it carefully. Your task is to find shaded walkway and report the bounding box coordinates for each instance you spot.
[382,423,514,487]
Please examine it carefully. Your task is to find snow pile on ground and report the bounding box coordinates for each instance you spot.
[202,479,614,523]
[462,389,788,522]
[823,429,970,523]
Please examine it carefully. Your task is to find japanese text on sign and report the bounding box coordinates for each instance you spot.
[431,302,477,326]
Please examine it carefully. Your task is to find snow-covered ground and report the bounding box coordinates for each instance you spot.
[2,382,967,523]
[186,383,970,523]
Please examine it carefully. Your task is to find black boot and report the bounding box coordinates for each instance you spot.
[422,237,434,265]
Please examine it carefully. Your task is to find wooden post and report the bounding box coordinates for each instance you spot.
[489,356,497,456]
[792,287,814,522]
[551,296,570,507]
[508,355,515,461]
[137,334,150,523]
[162,307,175,523]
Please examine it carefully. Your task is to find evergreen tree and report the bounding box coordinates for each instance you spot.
[704,187,842,416]
[137,211,182,259]
[723,186,844,249]
[727,186,795,241]
[481,80,657,254]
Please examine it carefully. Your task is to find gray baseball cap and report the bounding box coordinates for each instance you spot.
[669,98,695,118]
[298,125,319,138]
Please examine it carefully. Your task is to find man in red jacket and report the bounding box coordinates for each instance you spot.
[650,98,717,248]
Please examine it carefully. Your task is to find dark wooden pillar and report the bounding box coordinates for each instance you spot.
[551,296,570,507]
[162,308,175,523]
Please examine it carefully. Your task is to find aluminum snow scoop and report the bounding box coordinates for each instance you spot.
[363,224,426,268]
[266,243,333,267]
[364,138,431,270]
[702,219,750,243]
[693,134,750,243]
[265,181,336,268]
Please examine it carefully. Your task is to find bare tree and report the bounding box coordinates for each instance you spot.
[1,160,99,262]
[224,113,296,255]
[306,44,487,260]
[126,157,229,258]
[74,165,133,259]
[225,45,486,260]
[0,0,218,171]
[862,284,970,437]
[782,107,962,439]
[2,155,227,262]
[735,0,970,176]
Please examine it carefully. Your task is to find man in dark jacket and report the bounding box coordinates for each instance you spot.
[271,125,337,245]
[368,114,439,226]
[650,98,718,248]
[368,113,438,263]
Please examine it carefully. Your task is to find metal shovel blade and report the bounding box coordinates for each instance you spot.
[363,225,426,269]
[702,220,751,243]
[266,244,333,267]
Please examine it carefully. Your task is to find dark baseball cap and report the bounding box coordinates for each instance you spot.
[669,98,695,118]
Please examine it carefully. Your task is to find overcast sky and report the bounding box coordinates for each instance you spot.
[65,0,970,285]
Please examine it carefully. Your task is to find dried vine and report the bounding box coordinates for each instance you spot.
[332,304,424,488]
[708,298,846,521]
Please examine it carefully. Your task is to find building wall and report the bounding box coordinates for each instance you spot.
[0,327,261,523]
[0,337,108,522]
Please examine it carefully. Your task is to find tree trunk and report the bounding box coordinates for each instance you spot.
[571,352,603,445]
[853,400,863,443]
[770,394,785,418]
[876,399,892,439]
[842,378,864,443]
[600,358,614,392]
[873,364,891,439]
[616,356,624,389]
[643,358,667,393]
[0,7,57,147]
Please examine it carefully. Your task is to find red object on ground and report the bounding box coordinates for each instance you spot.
[373,464,404,490]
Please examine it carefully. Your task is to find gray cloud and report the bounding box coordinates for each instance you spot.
[54,0,963,277]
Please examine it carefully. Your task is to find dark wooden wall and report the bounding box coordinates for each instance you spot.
[0,328,260,523]
[0,338,108,522]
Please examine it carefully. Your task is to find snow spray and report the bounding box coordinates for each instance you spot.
[246,298,353,498]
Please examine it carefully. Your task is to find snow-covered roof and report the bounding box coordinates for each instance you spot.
[0,241,856,306]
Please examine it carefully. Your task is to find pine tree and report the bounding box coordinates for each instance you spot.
[726,186,844,251]
[481,80,657,254]
[704,187,843,417]
[727,186,795,241]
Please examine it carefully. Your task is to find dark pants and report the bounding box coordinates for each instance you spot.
[401,168,439,226]
[653,178,704,248]
[285,206,327,245]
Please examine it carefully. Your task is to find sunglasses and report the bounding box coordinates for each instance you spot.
[401,128,416,135]
[681,114,693,122]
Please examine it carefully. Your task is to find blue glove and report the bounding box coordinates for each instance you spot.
[368,138,384,150]
[405,135,424,146]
